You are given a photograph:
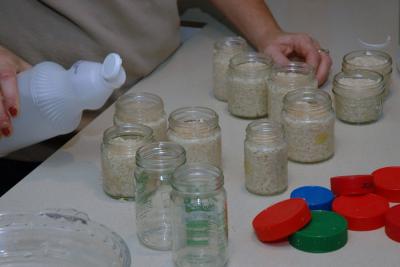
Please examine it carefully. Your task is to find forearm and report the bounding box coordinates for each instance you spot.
[209,0,282,51]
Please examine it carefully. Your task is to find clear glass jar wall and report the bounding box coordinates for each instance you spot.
[342,50,392,98]
[268,62,317,123]
[282,89,335,163]
[114,92,167,141]
[333,69,384,124]
[167,107,222,168]
[171,163,228,267]
[135,142,186,251]
[227,52,272,118]
[213,36,248,101]
[101,123,153,200]
[244,119,288,195]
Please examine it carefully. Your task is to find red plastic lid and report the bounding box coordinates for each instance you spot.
[385,204,400,242]
[252,198,311,242]
[372,166,400,202]
[332,193,389,231]
[330,175,374,196]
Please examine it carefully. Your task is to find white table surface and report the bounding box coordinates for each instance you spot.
[1,1,400,266]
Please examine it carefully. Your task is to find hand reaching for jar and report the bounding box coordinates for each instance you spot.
[0,45,32,138]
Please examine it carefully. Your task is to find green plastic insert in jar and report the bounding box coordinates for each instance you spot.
[289,210,348,253]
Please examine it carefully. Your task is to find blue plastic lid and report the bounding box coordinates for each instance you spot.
[290,186,334,210]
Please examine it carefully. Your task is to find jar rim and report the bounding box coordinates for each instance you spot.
[168,106,219,130]
[283,88,333,116]
[102,123,153,145]
[343,50,392,68]
[115,92,164,113]
[333,69,384,97]
[136,141,186,169]
[214,36,247,50]
[172,163,224,193]
[229,51,273,71]
[246,119,284,143]
[272,61,315,75]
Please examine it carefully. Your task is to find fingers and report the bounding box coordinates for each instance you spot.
[315,50,332,86]
[293,34,320,72]
[264,45,290,66]
[0,69,19,118]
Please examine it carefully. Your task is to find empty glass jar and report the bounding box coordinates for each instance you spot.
[114,92,167,141]
[244,119,288,195]
[333,70,384,124]
[171,163,228,267]
[101,123,153,200]
[342,50,392,98]
[167,107,222,168]
[213,36,248,101]
[282,89,335,163]
[135,142,186,250]
[227,52,272,118]
[268,62,317,123]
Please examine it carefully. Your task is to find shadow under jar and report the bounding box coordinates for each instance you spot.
[213,36,248,102]
[282,89,335,163]
[101,123,153,200]
[135,142,186,251]
[227,52,272,119]
[114,92,167,141]
[244,119,288,195]
[167,107,222,168]
[171,163,228,267]
[333,69,384,124]
[268,61,317,123]
[342,50,392,98]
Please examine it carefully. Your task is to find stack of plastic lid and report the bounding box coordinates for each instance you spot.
[330,166,400,243]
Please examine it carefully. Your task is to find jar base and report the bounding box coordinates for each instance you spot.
[103,191,135,201]
[246,185,288,196]
[289,153,334,164]
[137,231,171,251]
[174,247,228,267]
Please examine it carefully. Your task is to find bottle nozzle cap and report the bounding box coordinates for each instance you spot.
[101,53,123,81]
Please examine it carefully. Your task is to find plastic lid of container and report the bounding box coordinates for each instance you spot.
[372,166,400,202]
[385,204,400,242]
[252,198,311,242]
[330,175,375,196]
[332,193,389,231]
[289,210,348,253]
[290,186,334,210]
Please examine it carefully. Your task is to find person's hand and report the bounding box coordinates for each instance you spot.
[260,31,332,86]
[0,45,31,138]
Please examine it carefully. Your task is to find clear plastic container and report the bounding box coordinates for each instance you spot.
[0,209,131,267]
[244,119,288,195]
[282,89,335,163]
[101,123,153,200]
[135,141,186,250]
[342,50,392,98]
[213,36,248,101]
[268,62,317,123]
[171,163,228,267]
[227,52,272,118]
[114,92,167,141]
[167,107,222,168]
[333,70,384,124]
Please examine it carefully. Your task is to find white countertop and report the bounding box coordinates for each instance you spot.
[1,1,400,266]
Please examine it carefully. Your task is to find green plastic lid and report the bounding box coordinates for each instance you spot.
[289,210,348,253]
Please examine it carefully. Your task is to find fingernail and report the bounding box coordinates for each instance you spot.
[1,127,10,137]
[8,107,18,117]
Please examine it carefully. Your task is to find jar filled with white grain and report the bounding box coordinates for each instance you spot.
[114,92,167,141]
[213,36,248,101]
[244,119,288,195]
[101,123,153,200]
[333,70,384,124]
[342,50,392,98]
[167,107,222,168]
[282,89,334,163]
[227,52,272,118]
[268,62,317,123]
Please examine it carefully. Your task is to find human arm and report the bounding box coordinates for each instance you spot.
[0,45,32,137]
[209,0,332,86]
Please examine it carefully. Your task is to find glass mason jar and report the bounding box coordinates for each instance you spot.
[213,36,248,102]
[282,89,335,163]
[114,92,167,141]
[227,52,273,118]
[171,163,228,267]
[167,107,222,168]
[342,50,392,98]
[101,123,153,200]
[333,70,384,124]
[244,119,288,195]
[135,142,186,251]
[268,62,318,123]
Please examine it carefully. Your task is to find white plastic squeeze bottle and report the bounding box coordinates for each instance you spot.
[0,53,126,156]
